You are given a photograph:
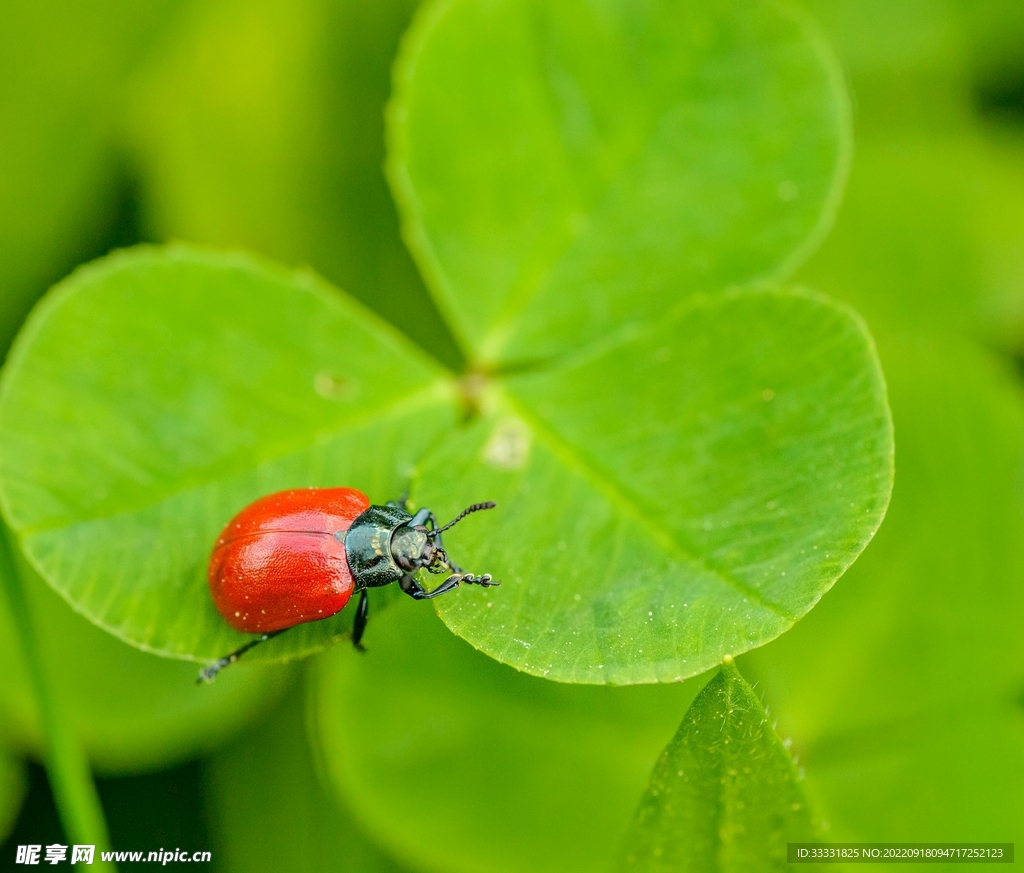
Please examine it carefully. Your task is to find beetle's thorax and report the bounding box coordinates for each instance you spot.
[345,504,407,588]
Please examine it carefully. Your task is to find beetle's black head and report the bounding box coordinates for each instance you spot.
[390,501,496,575]
[389,524,438,573]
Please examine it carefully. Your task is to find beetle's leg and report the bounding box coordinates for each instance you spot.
[351,588,369,652]
[386,488,411,512]
[407,507,432,527]
[196,629,287,684]
[456,573,498,588]
[400,572,430,599]
[400,573,460,600]
[400,573,498,600]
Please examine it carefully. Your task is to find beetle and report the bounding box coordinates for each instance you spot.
[199,487,497,682]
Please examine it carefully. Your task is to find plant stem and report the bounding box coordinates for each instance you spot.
[0,525,115,865]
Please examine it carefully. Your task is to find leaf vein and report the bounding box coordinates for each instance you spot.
[503,390,796,624]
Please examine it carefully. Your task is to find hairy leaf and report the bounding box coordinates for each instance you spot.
[422,289,892,682]
[0,247,453,663]
[389,0,850,364]
[619,660,816,872]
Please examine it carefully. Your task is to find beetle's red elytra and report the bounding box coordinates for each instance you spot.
[209,487,368,634]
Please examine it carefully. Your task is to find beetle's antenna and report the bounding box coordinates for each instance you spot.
[430,501,496,536]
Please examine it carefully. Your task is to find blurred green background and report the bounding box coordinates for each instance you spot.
[1,0,1023,869]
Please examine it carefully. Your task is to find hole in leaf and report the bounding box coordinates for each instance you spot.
[313,371,360,401]
[482,417,532,470]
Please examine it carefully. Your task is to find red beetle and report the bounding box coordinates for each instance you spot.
[200,487,497,682]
